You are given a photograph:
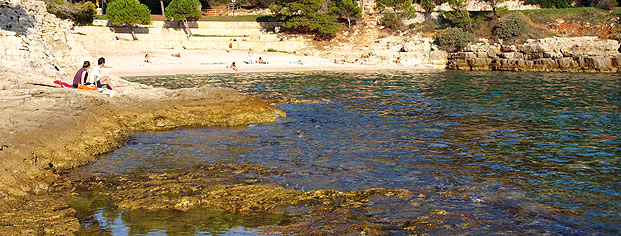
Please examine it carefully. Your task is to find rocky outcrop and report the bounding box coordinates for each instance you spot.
[448,37,621,73]
[0,0,89,79]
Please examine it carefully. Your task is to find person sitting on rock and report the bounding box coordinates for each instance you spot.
[72,61,90,88]
[93,57,116,91]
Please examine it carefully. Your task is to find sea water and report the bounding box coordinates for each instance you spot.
[73,71,620,235]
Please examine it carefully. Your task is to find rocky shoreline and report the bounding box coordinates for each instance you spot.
[448,37,621,73]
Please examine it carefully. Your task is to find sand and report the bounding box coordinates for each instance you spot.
[87,48,445,77]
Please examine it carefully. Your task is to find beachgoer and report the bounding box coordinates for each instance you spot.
[144,54,151,63]
[231,62,238,71]
[93,57,116,90]
[171,53,181,57]
[395,57,402,65]
[228,39,233,52]
[248,48,254,64]
[258,57,265,64]
[72,61,90,88]
[297,59,303,65]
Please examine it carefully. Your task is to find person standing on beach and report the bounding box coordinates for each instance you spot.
[248,48,254,64]
[93,57,117,90]
[228,39,233,53]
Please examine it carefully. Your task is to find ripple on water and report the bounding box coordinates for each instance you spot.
[70,71,621,235]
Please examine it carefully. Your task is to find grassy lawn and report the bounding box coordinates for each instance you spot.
[96,14,274,22]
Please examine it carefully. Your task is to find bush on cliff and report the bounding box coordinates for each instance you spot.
[435,27,475,52]
[380,13,403,29]
[166,0,202,36]
[493,13,529,40]
[107,0,152,40]
[45,0,96,25]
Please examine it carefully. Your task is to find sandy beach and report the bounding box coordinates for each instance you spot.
[88,48,445,77]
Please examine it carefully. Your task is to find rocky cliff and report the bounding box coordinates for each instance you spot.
[0,0,89,85]
[448,37,621,73]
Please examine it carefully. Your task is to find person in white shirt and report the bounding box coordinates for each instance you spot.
[93,57,116,91]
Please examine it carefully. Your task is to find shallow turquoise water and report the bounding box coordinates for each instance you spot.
[75,71,619,235]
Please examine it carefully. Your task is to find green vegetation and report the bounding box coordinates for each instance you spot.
[421,0,435,16]
[267,48,290,53]
[519,7,613,25]
[435,27,475,52]
[493,12,529,40]
[270,0,342,39]
[445,0,473,30]
[200,14,274,22]
[525,0,575,8]
[330,0,362,28]
[380,12,403,29]
[248,0,276,8]
[107,0,152,40]
[45,0,96,25]
[166,0,203,36]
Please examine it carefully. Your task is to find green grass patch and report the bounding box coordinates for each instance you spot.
[95,15,108,20]
[199,14,275,22]
[266,48,290,53]
[518,7,610,25]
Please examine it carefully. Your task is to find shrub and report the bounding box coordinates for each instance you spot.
[45,0,96,25]
[380,13,403,29]
[524,0,574,8]
[107,0,151,40]
[493,13,529,40]
[596,0,618,9]
[435,27,475,52]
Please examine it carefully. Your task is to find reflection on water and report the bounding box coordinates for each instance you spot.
[72,193,286,236]
[74,71,619,234]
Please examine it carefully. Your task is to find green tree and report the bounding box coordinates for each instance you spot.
[166,0,202,36]
[446,0,472,30]
[484,0,506,17]
[376,0,416,17]
[330,0,362,28]
[375,0,416,29]
[107,0,152,40]
[270,0,342,39]
[46,0,97,25]
[420,0,435,20]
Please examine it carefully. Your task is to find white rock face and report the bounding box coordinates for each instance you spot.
[0,0,90,85]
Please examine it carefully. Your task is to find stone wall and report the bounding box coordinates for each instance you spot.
[0,0,89,81]
[75,21,307,53]
[448,37,621,73]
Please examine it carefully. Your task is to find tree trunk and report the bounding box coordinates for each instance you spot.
[160,0,166,18]
[347,18,351,28]
[129,25,137,40]
[184,20,192,36]
[360,0,364,15]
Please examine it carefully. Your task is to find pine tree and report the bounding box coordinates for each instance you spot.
[166,0,202,36]
[106,0,152,40]
[331,0,362,28]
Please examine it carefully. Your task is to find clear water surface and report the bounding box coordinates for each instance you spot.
[73,71,620,235]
